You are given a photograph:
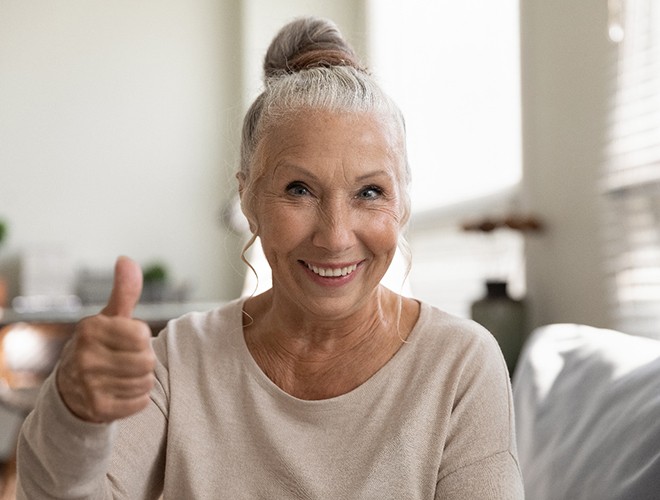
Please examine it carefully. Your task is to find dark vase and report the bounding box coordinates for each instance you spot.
[470,280,526,375]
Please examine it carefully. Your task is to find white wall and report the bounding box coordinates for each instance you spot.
[520,0,613,329]
[0,0,245,301]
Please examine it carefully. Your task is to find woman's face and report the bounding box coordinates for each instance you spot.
[248,109,406,319]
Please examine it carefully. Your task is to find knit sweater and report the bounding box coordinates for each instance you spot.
[17,299,523,499]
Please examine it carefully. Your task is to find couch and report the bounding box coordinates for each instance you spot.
[512,323,660,499]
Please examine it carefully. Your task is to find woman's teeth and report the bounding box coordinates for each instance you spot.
[306,263,358,277]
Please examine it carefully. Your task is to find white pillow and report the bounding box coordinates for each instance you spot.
[513,323,660,500]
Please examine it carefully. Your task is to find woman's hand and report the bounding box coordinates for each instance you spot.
[56,256,156,423]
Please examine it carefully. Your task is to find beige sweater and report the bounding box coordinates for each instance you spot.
[17,299,523,499]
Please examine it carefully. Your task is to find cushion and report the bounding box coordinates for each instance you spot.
[513,324,660,500]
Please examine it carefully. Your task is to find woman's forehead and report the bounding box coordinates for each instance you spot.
[259,109,405,173]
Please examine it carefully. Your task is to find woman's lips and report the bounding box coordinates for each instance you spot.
[304,262,359,277]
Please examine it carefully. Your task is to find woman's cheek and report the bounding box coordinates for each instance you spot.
[361,204,403,230]
[260,203,310,241]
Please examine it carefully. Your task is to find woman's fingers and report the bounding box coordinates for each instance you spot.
[55,256,157,423]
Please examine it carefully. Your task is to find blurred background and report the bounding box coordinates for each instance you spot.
[1,0,658,337]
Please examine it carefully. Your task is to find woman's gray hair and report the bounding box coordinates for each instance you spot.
[239,17,411,230]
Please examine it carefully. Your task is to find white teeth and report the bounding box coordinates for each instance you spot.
[307,263,358,277]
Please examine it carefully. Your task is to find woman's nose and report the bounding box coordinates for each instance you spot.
[311,202,356,252]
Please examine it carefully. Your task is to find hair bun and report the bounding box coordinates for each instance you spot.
[263,17,363,78]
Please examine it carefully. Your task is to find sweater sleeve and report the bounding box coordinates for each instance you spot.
[435,325,524,499]
[16,371,116,500]
[435,451,523,499]
[16,352,169,499]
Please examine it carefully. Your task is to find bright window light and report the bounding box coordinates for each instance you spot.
[365,0,522,214]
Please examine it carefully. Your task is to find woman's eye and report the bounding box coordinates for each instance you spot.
[286,182,310,197]
[358,185,383,199]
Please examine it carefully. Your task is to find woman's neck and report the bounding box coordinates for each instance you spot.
[242,287,419,400]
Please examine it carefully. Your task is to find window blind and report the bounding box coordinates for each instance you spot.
[604,0,660,338]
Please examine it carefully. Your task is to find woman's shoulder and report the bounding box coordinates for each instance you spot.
[412,301,504,364]
[152,298,246,352]
[417,301,497,342]
[406,302,511,413]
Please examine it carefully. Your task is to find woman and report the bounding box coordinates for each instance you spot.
[17,17,523,498]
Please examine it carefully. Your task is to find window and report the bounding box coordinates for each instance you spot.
[604,0,660,338]
[366,0,523,317]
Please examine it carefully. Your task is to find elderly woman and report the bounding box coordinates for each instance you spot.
[17,17,523,499]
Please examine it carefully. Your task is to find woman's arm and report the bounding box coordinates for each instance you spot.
[435,328,524,498]
[16,368,168,500]
[16,257,169,499]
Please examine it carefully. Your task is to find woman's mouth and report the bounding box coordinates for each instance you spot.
[304,262,359,277]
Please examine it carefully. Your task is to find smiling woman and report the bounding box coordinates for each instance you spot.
[242,111,405,321]
[16,16,523,499]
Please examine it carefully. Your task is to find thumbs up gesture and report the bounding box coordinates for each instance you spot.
[56,256,156,423]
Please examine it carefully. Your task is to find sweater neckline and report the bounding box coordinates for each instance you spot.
[231,297,430,408]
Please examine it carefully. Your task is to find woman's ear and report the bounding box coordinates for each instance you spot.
[236,172,257,234]
[237,171,247,196]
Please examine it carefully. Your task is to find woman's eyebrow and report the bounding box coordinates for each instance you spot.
[272,164,393,183]
[272,163,319,181]
[355,169,394,182]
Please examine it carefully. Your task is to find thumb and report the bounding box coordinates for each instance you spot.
[101,256,143,317]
